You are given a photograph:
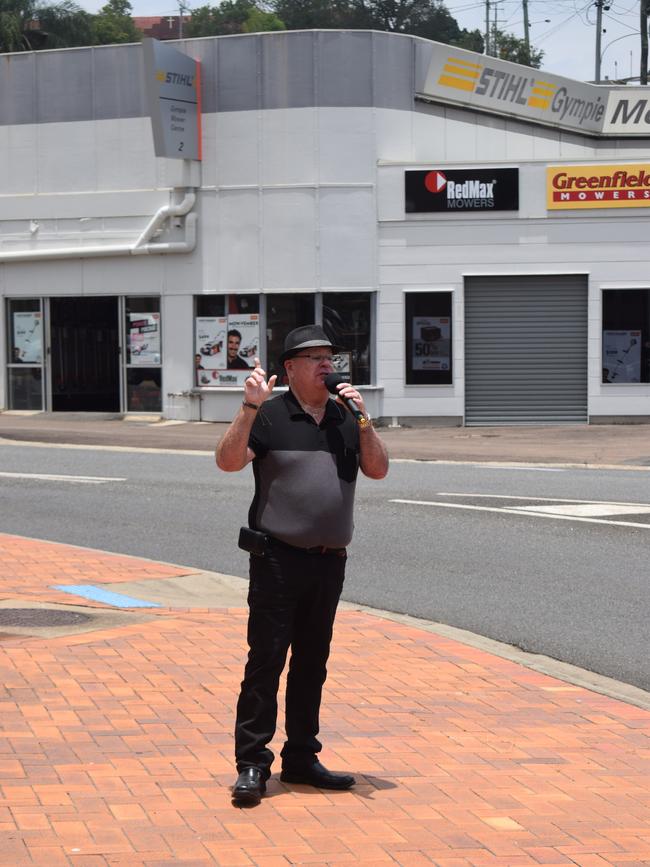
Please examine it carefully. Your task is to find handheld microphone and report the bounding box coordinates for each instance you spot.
[324,373,370,427]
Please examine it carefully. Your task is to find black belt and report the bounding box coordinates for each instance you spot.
[268,536,347,557]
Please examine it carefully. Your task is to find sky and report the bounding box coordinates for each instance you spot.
[448,0,645,83]
[80,0,645,85]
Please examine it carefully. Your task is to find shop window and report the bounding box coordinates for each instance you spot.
[405,292,453,385]
[195,295,260,387]
[267,294,315,385]
[126,368,162,412]
[193,292,375,387]
[6,298,44,410]
[602,290,650,383]
[125,296,161,411]
[322,293,372,385]
[9,367,43,411]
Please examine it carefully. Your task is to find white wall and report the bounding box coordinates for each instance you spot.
[3,82,650,420]
[374,106,650,420]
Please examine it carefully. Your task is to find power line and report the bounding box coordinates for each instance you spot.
[534,2,592,46]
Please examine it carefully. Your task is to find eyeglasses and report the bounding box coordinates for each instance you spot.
[293,354,334,363]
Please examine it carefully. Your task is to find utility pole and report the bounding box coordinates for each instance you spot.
[485,0,491,55]
[522,0,531,65]
[178,0,188,39]
[595,0,604,83]
[642,0,649,86]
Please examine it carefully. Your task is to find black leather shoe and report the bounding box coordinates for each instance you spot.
[232,768,266,805]
[280,760,355,790]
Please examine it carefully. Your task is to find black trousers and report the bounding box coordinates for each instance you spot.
[234,541,346,779]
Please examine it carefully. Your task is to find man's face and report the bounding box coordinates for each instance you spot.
[227,335,241,360]
[286,347,334,395]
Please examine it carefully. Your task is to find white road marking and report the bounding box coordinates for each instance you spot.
[0,438,211,456]
[438,492,650,508]
[477,465,565,472]
[515,503,650,518]
[391,499,650,530]
[0,471,125,485]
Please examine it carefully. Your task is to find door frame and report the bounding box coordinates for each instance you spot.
[44,295,124,413]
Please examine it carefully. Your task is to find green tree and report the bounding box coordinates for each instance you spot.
[493,29,543,68]
[271,0,357,29]
[242,5,285,31]
[0,0,94,51]
[271,0,486,50]
[186,0,285,38]
[93,0,141,45]
[453,27,483,53]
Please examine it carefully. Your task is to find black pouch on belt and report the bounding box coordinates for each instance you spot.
[238,526,268,557]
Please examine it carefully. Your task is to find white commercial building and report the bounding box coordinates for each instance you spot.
[2,30,650,424]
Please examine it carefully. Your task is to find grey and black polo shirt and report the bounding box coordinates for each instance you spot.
[248,390,360,549]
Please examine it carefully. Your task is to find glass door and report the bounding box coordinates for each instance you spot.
[124,296,162,412]
[6,299,44,410]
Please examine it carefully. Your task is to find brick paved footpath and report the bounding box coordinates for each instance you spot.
[0,533,649,866]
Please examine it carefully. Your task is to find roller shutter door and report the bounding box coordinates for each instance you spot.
[465,275,588,425]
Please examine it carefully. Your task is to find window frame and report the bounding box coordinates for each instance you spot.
[403,288,454,387]
[193,291,376,388]
[600,286,650,386]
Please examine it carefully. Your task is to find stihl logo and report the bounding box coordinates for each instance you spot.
[437,56,605,127]
[156,69,196,87]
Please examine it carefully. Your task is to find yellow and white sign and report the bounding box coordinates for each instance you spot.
[547,164,650,209]
[416,42,650,138]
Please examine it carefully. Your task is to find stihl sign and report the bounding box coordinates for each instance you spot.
[547,164,650,209]
[416,42,650,138]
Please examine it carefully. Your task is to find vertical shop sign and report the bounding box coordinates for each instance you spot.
[412,316,451,371]
[13,311,42,364]
[129,313,161,364]
[602,330,641,382]
[142,37,202,161]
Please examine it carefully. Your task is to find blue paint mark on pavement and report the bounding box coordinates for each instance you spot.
[53,584,162,608]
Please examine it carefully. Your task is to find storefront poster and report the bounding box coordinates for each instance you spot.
[603,330,641,383]
[12,312,43,364]
[195,317,227,379]
[221,313,258,384]
[129,313,161,365]
[195,313,259,386]
[332,352,351,375]
[228,314,259,366]
[412,316,451,371]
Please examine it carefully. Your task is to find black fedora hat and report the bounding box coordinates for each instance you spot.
[279,324,341,364]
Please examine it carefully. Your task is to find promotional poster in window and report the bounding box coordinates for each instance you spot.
[412,316,451,371]
[12,312,43,364]
[602,330,641,383]
[129,313,161,365]
[195,313,259,386]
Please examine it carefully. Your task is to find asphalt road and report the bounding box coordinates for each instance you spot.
[1,441,649,691]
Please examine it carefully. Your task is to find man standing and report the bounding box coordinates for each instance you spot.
[216,325,389,805]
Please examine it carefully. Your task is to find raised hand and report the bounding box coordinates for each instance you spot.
[244,358,277,405]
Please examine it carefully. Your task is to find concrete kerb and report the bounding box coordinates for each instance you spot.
[4,436,650,472]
